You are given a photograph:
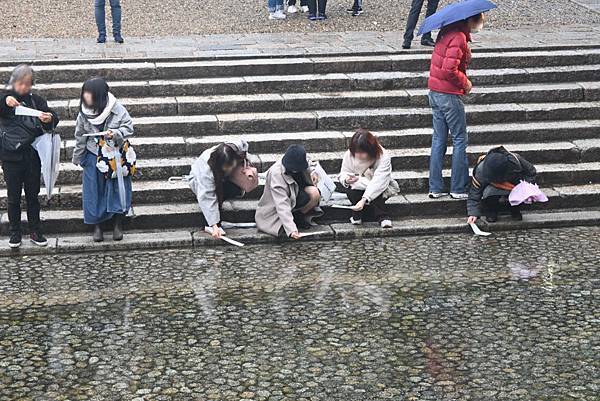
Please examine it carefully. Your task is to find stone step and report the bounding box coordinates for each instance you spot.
[5,207,600,256]
[4,157,600,210]
[53,101,600,138]
[56,120,600,161]
[48,82,600,119]
[3,183,600,235]
[36,65,600,100]
[6,48,600,84]
[26,141,600,186]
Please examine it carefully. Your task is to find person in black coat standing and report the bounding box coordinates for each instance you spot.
[402,0,440,49]
[0,65,59,248]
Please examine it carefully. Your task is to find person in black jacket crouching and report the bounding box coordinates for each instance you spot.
[0,65,59,248]
[467,146,537,224]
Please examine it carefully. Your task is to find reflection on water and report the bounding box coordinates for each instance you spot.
[0,227,598,400]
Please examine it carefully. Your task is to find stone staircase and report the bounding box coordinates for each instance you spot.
[1,46,600,235]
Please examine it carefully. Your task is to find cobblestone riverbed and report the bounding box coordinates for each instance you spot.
[0,227,598,400]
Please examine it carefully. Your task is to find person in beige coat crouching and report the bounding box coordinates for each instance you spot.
[255,145,321,239]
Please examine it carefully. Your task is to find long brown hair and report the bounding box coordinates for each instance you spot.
[349,128,383,160]
[208,144,242,207]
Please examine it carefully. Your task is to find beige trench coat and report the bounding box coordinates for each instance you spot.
[255,160,311,237]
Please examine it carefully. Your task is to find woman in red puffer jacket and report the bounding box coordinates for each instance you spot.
[427,13,485,200]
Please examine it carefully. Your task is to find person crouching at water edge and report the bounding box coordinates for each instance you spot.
[72,77,134,242]
[187,139,256,240]
[255,145,322,240]
[0,65,59,248]
[338,129,399,229]
[467,146,537,225]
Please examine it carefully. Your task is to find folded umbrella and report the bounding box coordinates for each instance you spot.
[418,0,497,36]
[112,146,127,213]
[509,180,548,206]
[32,132,61,200]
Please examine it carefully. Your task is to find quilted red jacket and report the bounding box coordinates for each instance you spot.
[428,22,472,95]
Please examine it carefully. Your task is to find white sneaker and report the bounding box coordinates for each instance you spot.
[301,5,309,12]
[350,217,362,225]
[269,11,286,19]
[288,5,298,13]
[450,193,469,200]
[380,219,393,229]
[428,192,449,199]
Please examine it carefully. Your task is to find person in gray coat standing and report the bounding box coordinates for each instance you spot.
[255,145,321,239]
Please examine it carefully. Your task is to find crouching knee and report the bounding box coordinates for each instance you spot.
[305,186,321,207]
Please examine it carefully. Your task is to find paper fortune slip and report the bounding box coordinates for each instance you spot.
[82,131,110,137]
[15,105,43,118]
[469,223,492,237]
[330,204,355,210]
[204,226,245,247]
[298,231,330,238]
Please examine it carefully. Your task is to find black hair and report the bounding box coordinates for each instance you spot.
[80,77,110,114]
[465,13,483,23]
[208,144,242,206]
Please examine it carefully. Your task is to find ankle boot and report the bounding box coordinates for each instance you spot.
[93,224,104,242]
[113,214,123,241]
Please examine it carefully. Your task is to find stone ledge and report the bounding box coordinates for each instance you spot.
[1,209,599,257]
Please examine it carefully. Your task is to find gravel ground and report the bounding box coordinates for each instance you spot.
[0,227,598,400]
[0,0,598,38]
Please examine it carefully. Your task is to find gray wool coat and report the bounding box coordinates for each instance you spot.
[72,102,134,165]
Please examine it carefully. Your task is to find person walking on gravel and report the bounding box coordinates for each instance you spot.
[95,0,124,43]
[427,13,485,200]
[402,0,440,48]
[268,0,287,19]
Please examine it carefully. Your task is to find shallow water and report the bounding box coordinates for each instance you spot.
[0,227,598,400]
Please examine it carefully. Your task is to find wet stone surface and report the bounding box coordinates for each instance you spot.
[0,227,598,400]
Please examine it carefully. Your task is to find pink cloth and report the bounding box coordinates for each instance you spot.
[509,181,548,206]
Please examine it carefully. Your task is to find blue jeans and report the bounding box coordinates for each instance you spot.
[95,0,122,37]
[268,0,284,12]
[428,91,469,194]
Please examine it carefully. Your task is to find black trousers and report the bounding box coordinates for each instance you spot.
[288,0,308,6]
[2,150,42,236]
[346,189,389,222]
[307,0,327,15]
[403,0,440,43]
[483,196,521,217]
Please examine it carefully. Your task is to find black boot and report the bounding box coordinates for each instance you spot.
[402,41,411,49]
[485,210,498,223]
[421,37,436,47]
[293,212,312,230]
[93,224,104,242]
[510,207,523,221]
[113,214,123,241]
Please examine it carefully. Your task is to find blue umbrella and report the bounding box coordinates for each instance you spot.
[417,0,497,36]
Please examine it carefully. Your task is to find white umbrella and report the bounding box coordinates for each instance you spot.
[112,146,127,213]
[32,132,61,200]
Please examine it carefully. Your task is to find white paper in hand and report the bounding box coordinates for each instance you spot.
[204,226,245,247]
[15,106,43,118]
[469,223,492,236]
[298,231,330,238]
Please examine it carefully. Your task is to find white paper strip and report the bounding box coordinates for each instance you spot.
[470,223,492,236]
[15,105,42,118]
[82,131,110,137]
[330,204,355,210]
[298,231,330,238]
[204,226,245,247]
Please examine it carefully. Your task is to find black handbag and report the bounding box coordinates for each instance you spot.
[0,96,43,152]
